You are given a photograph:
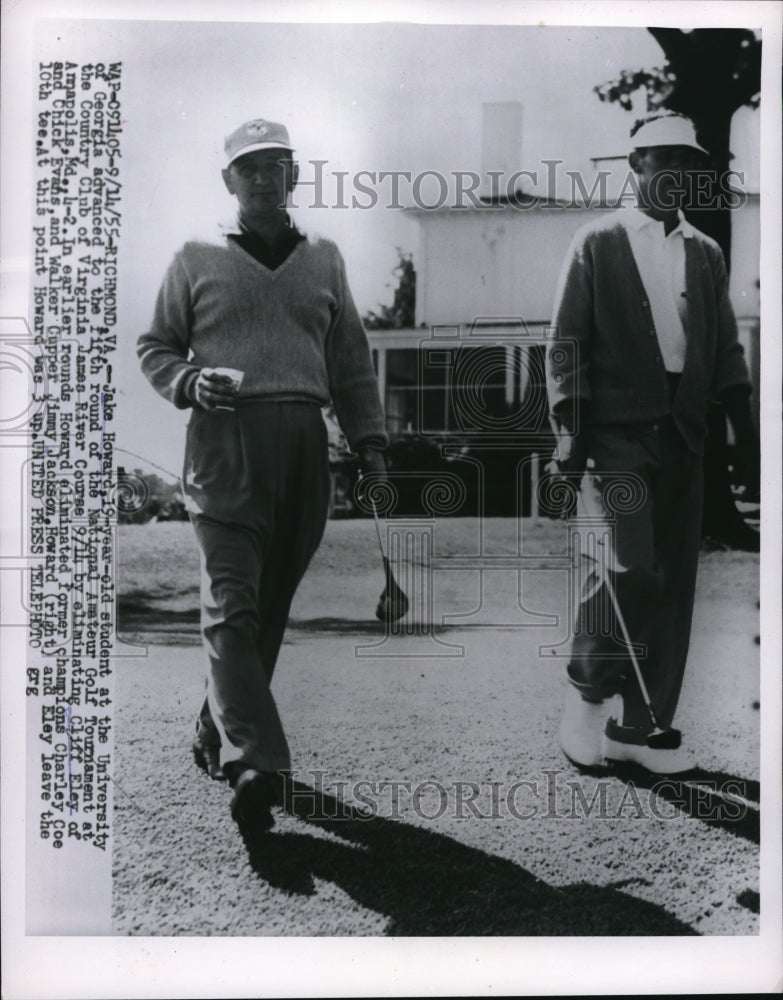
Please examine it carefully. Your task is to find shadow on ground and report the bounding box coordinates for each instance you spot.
[119,593,199,635]
[238,781,698,936]
[119,596,411,638]
[606,766,760,845]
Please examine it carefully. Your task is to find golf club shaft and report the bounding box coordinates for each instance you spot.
[597,557,662,730]
[358,471,388,560]
[370,501,386,560]
[576,494,663,731]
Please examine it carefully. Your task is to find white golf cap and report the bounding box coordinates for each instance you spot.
[631,114,708,154]
[225,119,294,166]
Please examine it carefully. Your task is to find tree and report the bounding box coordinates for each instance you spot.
[595,28,761,550]
[595,28,760,270]
[362,249,417,330]
[117,466,188,524]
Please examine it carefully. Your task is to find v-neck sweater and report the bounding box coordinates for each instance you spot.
[138,234,387,450]
[227,215,305,271]
[546,210,750,453]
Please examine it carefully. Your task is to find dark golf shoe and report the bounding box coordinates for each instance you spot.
[603,719,696,774]
[229,769,277,833]
[192,739,226,781]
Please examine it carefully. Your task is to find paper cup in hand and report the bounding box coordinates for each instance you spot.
[212,367,244,392]
[210,367,244,410]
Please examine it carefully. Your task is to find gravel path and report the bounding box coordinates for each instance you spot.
[114,519,760,937]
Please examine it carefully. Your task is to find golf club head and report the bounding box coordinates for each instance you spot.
[646,727,682,750]
[375,557,409,623]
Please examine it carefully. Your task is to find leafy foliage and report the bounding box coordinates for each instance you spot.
[595,29,761,118]
[595,66,677,112]
[362,250,417,330]
[117,466,188,524]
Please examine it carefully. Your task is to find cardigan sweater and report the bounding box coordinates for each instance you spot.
[137,234,388,450]
[546,210,750,454]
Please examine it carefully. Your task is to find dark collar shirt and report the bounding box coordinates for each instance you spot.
[227,216,305,271]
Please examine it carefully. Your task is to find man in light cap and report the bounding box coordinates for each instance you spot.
[138,119,388,834]
[545,112,758,774]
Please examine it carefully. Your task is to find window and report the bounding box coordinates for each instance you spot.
[384,345,544,435]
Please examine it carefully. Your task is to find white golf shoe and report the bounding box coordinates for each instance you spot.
[602,736,697,775]
[559,685,610,768]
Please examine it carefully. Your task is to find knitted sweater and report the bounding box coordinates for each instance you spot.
[546,211,750,453]
[137,234,388,450]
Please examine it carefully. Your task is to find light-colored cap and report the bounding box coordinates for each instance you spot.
[225,119,294,166]
[631,114,708,155]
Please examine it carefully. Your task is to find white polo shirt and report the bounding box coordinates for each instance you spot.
[619,207,693,373]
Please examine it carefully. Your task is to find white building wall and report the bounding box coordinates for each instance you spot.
[728,194,760,320]
[413,198,759,329]
[413,205,609,327]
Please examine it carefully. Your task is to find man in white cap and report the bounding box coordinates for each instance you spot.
[546,112,757,774]
[138,119,388,833]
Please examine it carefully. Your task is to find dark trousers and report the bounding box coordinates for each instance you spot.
[567,417,703,730]
[183,402,332,773]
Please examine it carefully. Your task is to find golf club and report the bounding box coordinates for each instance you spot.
[357,472,409,623]
[546,415,682,749]
[550,444,682,750]
[576,494,682,749]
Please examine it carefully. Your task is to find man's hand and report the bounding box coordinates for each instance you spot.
[732,432,761,504]
[357,446,387,482]
[541,458,581,519]
[722,385,760,503]
[540,431,587,519]
[191,369,240,411]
